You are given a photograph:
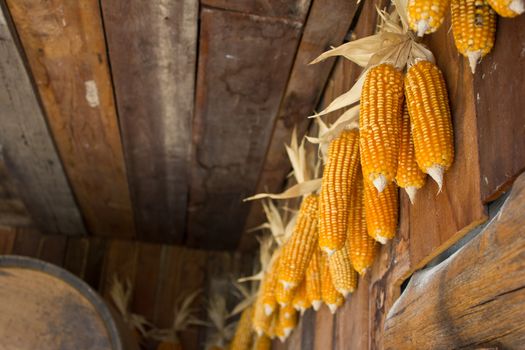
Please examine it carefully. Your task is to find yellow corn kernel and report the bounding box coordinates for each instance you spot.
[318,129,360,255]
[230,305,255,350]
[404,60,454,190]
[451,0,496,73]
[347,174,377,274]
[292,278,311,314]
[305,248,322,310]
[260,256,280,316]
[487,0,524,16]
[395,103,427,203]
[253,288,273,336]
[328,244,358,297]
[320,253,344,314]
[275,278,295,306]
[363,180,398,244]
[253,334,272,350]
[277,194,319,289]
[359,63,404,192]
[268,307,278,339]
[277,304,298,341]
[408,0,450,36]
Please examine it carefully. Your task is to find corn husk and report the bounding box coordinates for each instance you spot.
[205,295,237,350]
[109,276,151,336]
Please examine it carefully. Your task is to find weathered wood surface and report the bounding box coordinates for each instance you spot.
[0,4,85,235]
[0,154,32,228]
[474,15,525,203]
[0,227,16,254]
[201,0,311,21]
[131,243,162,322]
[6,0,134,238]
[241,0,360,250]
[101,0,198,243]
[313,306,335,349]
[384,173,525,349]
[100,239,139,298]
[188,8,303,249]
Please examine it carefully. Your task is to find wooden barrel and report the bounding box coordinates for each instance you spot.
[0,255,138,350]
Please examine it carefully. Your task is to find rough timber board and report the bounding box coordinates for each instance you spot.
[188,8,303,249]
[101,0,198,243]
[0,4,85,235]
[240,0,360,251]
[6,0,134,238]
[200,0,311,21]
[474,15,525,203]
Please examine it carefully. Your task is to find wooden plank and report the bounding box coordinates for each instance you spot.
[37,235,67,267]
[0,227,16,254]
[83,237,107,290]
[0,4,85,235]
[5,0,134,238]
[474,15,525,202]
[200,0,310,21]
[131,243,162,321]
[384,173,525,349]
[188,8,303,249]
[100,239,138,298]
[313,306,335,350]
[240,0,360,250]
[10,228,42,257]
[64,237,89,279]
[100,0,198,243]
[0,154,32,228]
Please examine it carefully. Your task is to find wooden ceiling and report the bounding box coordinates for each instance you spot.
[0,0,361,250]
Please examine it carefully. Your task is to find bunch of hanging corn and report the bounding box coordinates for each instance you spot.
[318,129,360,255]
[277,194,319,290]
[359,63,404,192]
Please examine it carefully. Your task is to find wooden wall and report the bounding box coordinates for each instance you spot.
[272,0,525,349]
[0,227,254,350]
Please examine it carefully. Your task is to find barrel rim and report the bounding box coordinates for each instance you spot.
[0,255,124,350]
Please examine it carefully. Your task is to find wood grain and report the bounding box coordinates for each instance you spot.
[64,237,89,279]
[313,306,335,350]
[188,8,303,249]
[6,0,134,238]
[384,173,525,349]
[474,15,525,202]
[37,234,67,266]
[131,243,162,321]
[0,4,85,235]
[0,153,32,228]
[241,0,360,250]
[0,227,16,254]
[11,228,42,257]
[100,0,198,243]
[200,0,311,21]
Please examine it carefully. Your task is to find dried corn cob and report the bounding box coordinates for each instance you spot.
[359,64,404,192]
[260,256,279,316]
[292,279,311,314]
[278,194,319,290]
[328,244,358,297]
[395,103,427,203]
[269,307,279,339]
[230,305,255,350]
[487,0,524,16]
[408,0,450,35]
[253,334,272,350]
[321,253,344,314]
[404,60,454,189]
[347,174,377,274]
[364,180,398,244]
[275,279,296,306]
[318,129,360,255]
[277,304,298,341]
[451,0,496,73]
[253,289,273,336]
[305,248,322,311]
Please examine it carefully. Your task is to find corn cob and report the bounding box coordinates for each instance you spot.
[252,334,272,350]
[347,174,377,274]
[268,307,278,339]
[364,180,398,244]
[359,64,404,192]
[277,304,298,341]
[487,0,524,16]
[328,244,358,297]
[408,0,450,36]
[404,60,454,189]
[275,279,296,306]
[395,103,427,203]
[305,248,322,311]
[260,256,280,316]
[450,0,496,73]
[292,278,311,314]
[253,289,273,336]
[318,129,360,255]
[278,194,319,290]
[321,253,344,314]
[230,305,255,350]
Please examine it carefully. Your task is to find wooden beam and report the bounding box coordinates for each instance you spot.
[474,15,525,202]
[384,173,525,349]
[188,8,303,249]
[240,0,360,251]
[100,0,198,243]
[0,4,85,235]
[5,0,134,238]
[201,0,311,21]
